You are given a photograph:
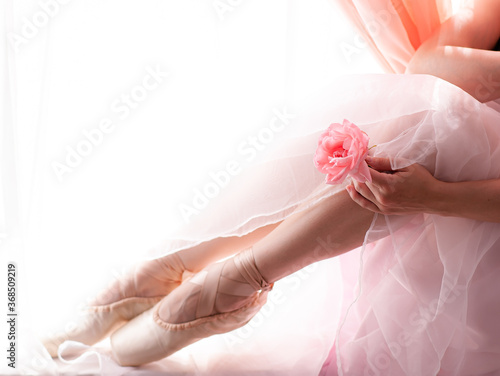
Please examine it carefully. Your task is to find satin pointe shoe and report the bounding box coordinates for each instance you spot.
[42,253,193,357]
[110,248,273,366]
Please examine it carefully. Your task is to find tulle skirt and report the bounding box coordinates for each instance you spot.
[141,73,500,375]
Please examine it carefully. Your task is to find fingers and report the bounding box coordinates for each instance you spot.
[352,179,376,202]
[346,185,381,213]
[366,156,393,172]
[368,167,399,187]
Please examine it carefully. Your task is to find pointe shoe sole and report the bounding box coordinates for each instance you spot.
[110,290,269,366]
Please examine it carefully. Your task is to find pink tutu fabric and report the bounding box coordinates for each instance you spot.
[152,72,500,375]
[320,75,500,376]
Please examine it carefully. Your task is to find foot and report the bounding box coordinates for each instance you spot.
[42,253,193,357]
[110,248,272,366]
[91,253,192,306]
[157,256,254,324]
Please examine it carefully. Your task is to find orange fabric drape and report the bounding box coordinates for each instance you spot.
[336,0,453,72]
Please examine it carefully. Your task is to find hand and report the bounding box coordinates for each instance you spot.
[346,156,443,215]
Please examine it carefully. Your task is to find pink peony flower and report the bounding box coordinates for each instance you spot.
[314,119,372,184]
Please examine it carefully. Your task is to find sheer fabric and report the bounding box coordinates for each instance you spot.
[163,71,500,375]
[43,73,500,375]
[333,0,453,73]
[319,75,500,376]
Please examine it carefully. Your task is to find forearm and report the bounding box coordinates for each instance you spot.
[407,45,500,102]
[431,179,500,222]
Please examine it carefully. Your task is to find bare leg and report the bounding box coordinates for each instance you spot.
[110,189,375,366]
[176,222,282,273]
[158,190,373,323]
[253,190,373,283]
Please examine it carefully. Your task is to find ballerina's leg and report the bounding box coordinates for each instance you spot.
[110,189,374,365]
[253,190,374,283]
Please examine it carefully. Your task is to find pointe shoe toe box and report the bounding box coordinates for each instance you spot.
[111,290,269,367]
[41,296,162,358]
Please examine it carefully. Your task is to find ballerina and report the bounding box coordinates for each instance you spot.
[42,0,500,374]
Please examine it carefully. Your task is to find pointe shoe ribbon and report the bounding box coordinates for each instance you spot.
[111,248,272,366]
[233,246,273,292]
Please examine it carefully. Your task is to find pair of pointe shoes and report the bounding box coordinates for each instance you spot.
[42,253,190,357]
[43,249,272,366]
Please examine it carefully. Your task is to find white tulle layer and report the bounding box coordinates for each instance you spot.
[151,72,500,252]
[48,73,500,375]
[150,73,500,375]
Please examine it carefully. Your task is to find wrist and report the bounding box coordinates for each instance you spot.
[426,180,456,217]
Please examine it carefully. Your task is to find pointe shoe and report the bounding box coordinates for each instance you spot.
[110,248,272,366]
[42,253,193,357]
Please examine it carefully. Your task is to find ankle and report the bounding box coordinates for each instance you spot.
[212,259,256,314]
[220,259,247,284]
[233,248,272,291]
